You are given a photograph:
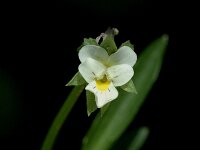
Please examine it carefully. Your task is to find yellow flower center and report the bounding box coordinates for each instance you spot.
[96,76,110,91]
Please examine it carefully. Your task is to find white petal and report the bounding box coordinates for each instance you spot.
[108,46,137,67]
[78,58,106,83]
[78,45,109,63]
[86,81,118,108]
[85,80,98,93]
[106,64,134,87]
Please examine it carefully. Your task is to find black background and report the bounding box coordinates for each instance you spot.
[0,0,195,149]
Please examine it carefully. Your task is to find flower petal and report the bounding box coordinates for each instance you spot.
[106,64,134,86]
[78,58,106,83]
[79,45,109,63]
[108,46,137,67]
[85,81,118,108]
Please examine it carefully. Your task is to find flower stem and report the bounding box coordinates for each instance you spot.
[41,86,85,150]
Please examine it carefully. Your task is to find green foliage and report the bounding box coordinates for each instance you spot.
[127,127,149,150]
[82,35,168,150]
[86,91,97,116]
[41,86,85,150]
[100,102,111,117]
[100,35,118,55]
[120,79,137,94]
[66,72,86,86]
[41,31,168,150]
[110,127,149,150]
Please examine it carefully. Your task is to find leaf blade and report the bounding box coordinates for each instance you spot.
[41,86,85,150]
[127,127,149,150]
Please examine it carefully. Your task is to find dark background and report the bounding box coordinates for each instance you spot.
[0,0,194,149]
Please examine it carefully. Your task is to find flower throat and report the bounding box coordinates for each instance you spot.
[95,75,110,91]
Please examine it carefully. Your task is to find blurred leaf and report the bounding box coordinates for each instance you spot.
[0,70,20,137]
[100,102,111,117]
[127,127,149,150]
[82,35,168,150]
[66,72,86,86]
[41,86,85,150]
[120,79,137,94]
[86,91,97,116]
[110,127,149,150]
[121,40,134,50]
[100,35,117,55]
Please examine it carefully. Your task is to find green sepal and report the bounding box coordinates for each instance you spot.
[66,72,86,86]
[121,40,134,50]
[100,35,118,55]
[83,38,98,45]
[77,38,98,51]
[86,91,97,116]
[120,79,138,94]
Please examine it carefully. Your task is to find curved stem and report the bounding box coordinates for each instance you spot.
[41,86,85,150]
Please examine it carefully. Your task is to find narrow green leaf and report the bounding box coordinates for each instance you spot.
[121,40,134,50]
[41,86,85,150]
[100,102,111,117]
[120,79,137,94]
[127,127,149,150]
[66,72,86,86]
[86,91,97,116]
[110,127,149,150]
[82,34,168,150]
[100,35,117,55]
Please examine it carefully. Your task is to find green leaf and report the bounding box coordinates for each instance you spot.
[121,40,134,50]
[110,127,149,150]
[120,79,137,94]
[82,34,168,150]
[100,102,111,117]
[127,127,149,150]
[100,35,118,55]
[41,86,85,150]
[66,72,86,86]
[86,91,97,116]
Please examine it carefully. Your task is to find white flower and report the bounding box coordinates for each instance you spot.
[78,45,137,108]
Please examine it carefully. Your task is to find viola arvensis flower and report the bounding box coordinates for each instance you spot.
[78,45,137,108]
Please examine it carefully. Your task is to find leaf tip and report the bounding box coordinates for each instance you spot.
[134,90,138,94]
[161,34,169,42]
[87,111,91,117]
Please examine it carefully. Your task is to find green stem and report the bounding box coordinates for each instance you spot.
[41,86,85,150]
